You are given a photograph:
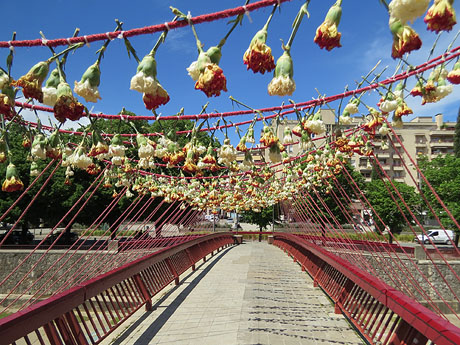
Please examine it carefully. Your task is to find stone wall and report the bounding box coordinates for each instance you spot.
[0,250,116,298]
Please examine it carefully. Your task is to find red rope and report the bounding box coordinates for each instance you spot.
[14,44,460,125]
[22,187,129,308]
[0,167,106,313]
[0,0,291,48]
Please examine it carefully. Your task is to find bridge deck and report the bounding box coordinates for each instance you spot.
[101,241,364,345]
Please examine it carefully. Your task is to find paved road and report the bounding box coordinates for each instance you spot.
[101,241,364,345]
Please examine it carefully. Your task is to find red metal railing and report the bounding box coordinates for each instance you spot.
[273,233,460,345]
[0,233,235,345]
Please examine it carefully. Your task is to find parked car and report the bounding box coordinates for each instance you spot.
[415,229,455,245]
[204,215,219,222]
[45,231,79,245]
[0,230,34,244]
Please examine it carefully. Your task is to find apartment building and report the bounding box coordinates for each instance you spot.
[269,110,456,188]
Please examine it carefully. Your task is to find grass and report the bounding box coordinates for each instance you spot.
[0,311,11,319]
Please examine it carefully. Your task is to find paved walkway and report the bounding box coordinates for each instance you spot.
[101,241,364,345]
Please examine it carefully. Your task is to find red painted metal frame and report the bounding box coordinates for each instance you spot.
[273,233,460,345]
[0,233,235,345]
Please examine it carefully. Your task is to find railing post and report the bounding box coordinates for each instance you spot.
[185,248,196,271]
[133,273,152,311]
[388,319,428,345]
[166,258,180,285]
[43,322,63,345]
[334,279,354,314]
[64,311,89,345]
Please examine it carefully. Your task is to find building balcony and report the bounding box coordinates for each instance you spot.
[415,142,427,147]
[393,165,404,171]
[430,141,453,147]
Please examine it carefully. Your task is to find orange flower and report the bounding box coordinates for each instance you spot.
[86,163,101,175]
[143,90,170,111]
[12,61,49,102]
[2,163,24,192]
[390,18,422,59]
[243,29,275,74]
[314,0,342,51]
[447,61,460,84]
[54,82,86,123]
[0,90,15,121]
[394,101,413,117]
[425,0,457,33]
[195,64,227,97]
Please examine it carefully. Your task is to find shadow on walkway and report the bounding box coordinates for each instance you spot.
[110,245,236,345]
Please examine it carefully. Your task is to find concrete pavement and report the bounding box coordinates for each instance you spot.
[101,241,364,345]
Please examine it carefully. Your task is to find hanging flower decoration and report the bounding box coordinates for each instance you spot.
[339,110,353,125]
[12,43,82,103]
[268,50,296,96]
[45,128,62,160]
[30,161,40,177]
[304,110,326,135]
[12,61,49,102]
[389,0,430,24]
[447,60,460,84]
[0,136,7,164]
[425,0,457,33]
[243,5,277,74]
[130,54,170,110]
[180,5,244,98]
[31,133,47,160]
[314,0,343,51]
[389,17,422,59]
[188,46,227,98]
[269,1,309,96]
[74,63,102,103]
[70,143,93,170]
[42,68,60,106]
[88,128,109,158]
[136,132,155,169]
[2,163,24,192]
[243,29,276,74]
[218,138,237,167]
[54,80,86,123]
[108,133,126,166]
[394,98,413,117]
[0,85,16,121]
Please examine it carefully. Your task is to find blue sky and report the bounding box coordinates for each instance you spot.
[2,0,460,144]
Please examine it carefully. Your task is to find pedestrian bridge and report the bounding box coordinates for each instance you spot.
[1,233,459,345]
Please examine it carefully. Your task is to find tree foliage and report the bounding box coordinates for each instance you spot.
[454,106,460,158]
[312,163,366,225]
[242,206,273,231]
[366,179,420,234]
[418,154,460,233]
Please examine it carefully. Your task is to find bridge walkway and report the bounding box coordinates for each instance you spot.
[101,241,364,345]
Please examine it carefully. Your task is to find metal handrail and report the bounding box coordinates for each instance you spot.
[273,233,460,345]
[0,232,235,345]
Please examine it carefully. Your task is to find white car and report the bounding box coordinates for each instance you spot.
[415,229,455,245]
[204,215,219,222]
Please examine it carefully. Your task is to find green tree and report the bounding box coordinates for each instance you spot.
[418,155,460,237]
[366,179,420,234]
[312,163,366,225]
[454,106,460,157]
[242,206,274,241]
